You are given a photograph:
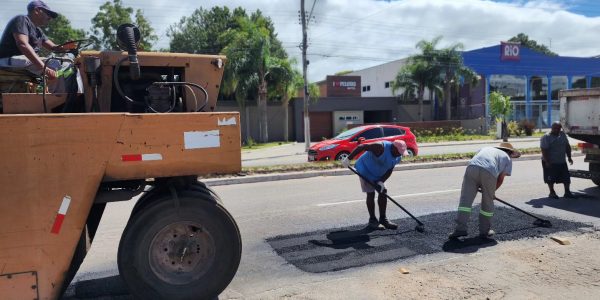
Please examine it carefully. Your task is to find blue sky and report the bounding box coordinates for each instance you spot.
[491,0,600,17]
[2,0,600,80]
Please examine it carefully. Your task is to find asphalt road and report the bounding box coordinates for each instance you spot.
[65,157,600,299]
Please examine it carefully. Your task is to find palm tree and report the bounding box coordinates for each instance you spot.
[436,42,478,120]
[269,58,302,142]
[392,58,439,121]
[221,13,287,143]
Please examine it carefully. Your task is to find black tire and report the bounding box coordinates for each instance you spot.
[590,163,600,186]
[335,151,350,161]
[406,148,415,157]
[118,192,242,299]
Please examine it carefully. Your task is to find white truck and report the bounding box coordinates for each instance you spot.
[560,88,600,185]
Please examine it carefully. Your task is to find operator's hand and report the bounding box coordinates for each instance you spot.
[44,68,57,80]
[376,181,387,194]
[341,157,351,168]
[568,157,573,165]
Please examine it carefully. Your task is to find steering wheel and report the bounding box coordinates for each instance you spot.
[53,39,91,55]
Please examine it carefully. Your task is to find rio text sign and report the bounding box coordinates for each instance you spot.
[501,42,521,61]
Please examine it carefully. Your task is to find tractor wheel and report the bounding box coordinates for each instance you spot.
[590,163,600,186]
[118,192,241,299]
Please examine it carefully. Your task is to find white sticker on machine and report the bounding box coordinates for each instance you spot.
[184,130,220,149]
[218,117,237,126]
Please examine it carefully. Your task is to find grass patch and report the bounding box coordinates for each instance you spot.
[242,141,293,150]
[200,146,550,178]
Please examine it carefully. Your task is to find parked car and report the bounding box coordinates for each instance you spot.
[308,124,418,162]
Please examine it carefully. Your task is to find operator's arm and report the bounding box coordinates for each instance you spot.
[13,33,56,79]
[42,39,58,51]
[496,173,506,190]
[347,142,383,160]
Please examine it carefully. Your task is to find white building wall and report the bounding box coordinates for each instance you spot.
[348,58,408,97]
[347,57,433,101]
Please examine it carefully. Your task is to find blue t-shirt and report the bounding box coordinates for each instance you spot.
[355,141,401,182]
[469,147,512,178]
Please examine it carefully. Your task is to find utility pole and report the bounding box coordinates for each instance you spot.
[301,0,311,151]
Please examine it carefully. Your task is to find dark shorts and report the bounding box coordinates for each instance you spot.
[542,161,571,184]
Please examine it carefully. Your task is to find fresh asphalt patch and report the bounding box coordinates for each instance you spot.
[266,206,592,273]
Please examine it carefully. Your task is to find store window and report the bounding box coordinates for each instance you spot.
[551,76,567,100]
[530,76,548,101]
[572,76,586,88]
[489,75,525,101]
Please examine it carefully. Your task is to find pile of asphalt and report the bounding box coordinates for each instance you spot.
[267,206,593,273]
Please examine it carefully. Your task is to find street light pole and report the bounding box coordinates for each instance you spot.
[301,0,311,151]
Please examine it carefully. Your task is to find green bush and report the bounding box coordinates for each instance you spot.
[507,121,522,137]
[519,120,536,136]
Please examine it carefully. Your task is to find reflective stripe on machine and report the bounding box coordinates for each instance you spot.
[121,153,163,162]
[50,196,71,234]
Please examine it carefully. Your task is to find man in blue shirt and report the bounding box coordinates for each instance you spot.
[449,142,521,239]
[0,1,60,79]
[342,140,408,230]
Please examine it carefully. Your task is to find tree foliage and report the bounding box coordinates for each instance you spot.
[43,15,87,44]
[219,10,288,142]
[168,6,246,54]
[489,91,512,141]
[90,0,157,51]
[394,36,478,121]
[508,33,557,56]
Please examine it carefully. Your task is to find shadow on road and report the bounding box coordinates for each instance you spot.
[442,237,498,253]
[526,188,600,218]
[308,227,412,250]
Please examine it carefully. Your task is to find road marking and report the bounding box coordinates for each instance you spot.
[316,189,461,207]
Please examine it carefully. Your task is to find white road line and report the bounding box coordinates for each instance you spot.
[317,189,461,207]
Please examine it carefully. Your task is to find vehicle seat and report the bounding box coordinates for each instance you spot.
[0,67,41,93]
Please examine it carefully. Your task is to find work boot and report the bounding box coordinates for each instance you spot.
[448,230,468,239]
[368,217,382,230]
[548,192,559,199]
[563,191,576,198]
[379,218,398,230]
[479,229,495,239]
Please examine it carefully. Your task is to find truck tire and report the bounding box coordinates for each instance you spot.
[118,192,241,299]
[590,163,600,186]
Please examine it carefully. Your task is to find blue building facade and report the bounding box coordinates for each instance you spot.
[461,43,600,128]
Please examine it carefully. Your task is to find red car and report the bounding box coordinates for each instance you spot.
[308,124,418,162]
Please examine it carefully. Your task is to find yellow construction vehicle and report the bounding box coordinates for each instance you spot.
[0,24,241,300]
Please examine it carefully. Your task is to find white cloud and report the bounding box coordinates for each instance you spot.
[2,0,600,81]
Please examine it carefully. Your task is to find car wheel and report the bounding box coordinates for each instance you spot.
[406,149,415,157]
[335,151,350,161]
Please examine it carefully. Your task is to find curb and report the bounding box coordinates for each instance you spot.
[204,153,583,187]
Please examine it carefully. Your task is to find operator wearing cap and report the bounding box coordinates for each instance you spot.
[449,142,521,240]
[342,140,409,230]
[0,1,71,89]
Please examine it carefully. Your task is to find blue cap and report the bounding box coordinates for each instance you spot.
[27,1,58,19]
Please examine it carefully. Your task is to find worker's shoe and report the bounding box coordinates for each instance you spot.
[564,192,576,198]
[448,230,468,239]
[479,229,495,239]
[379,218,398,230]
[548,192,559,199]
[368,217,383,230]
